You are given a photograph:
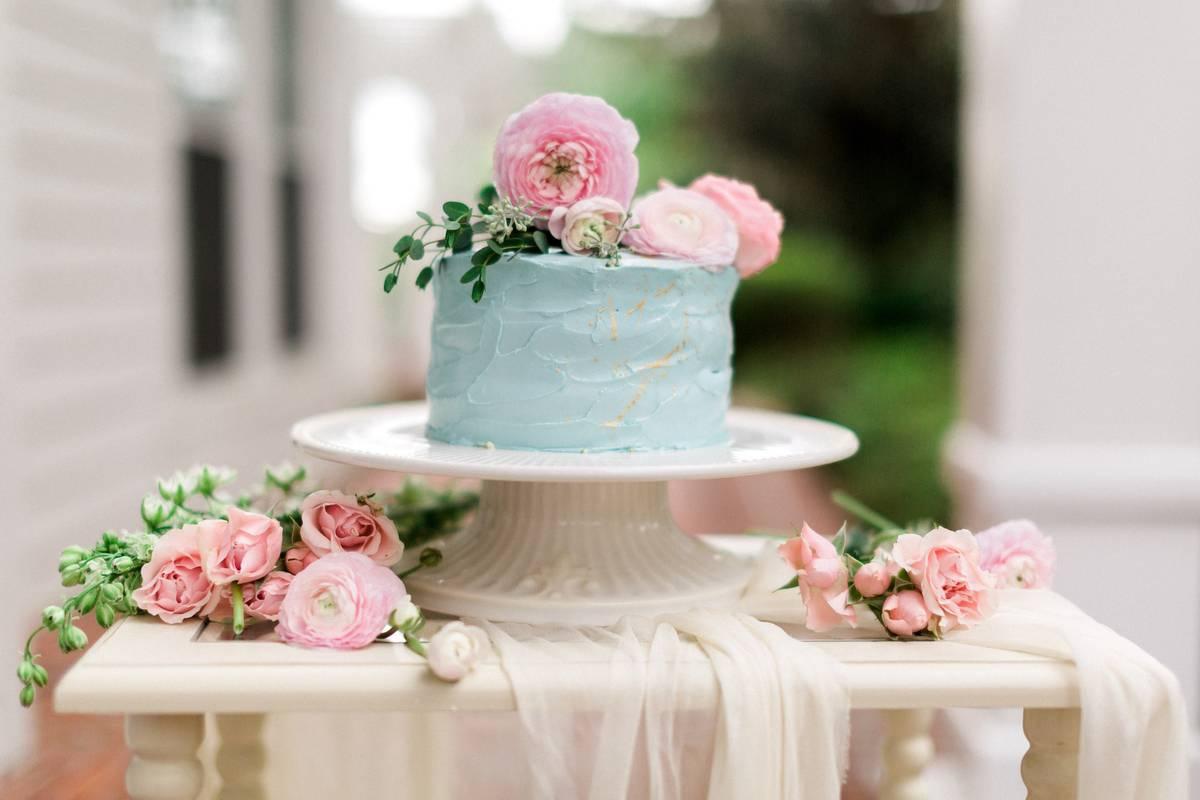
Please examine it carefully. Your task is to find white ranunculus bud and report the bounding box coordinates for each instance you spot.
[425,622,490,682]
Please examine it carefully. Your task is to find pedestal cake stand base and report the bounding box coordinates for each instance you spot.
[291,403,858,625]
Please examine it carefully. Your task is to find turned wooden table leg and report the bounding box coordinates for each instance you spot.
[1022,708,1080,799]
[125,714,205,800]
[879,709,935,800]
[216,713,267,800]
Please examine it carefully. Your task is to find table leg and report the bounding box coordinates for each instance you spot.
[216,713,267,800]
[125,714,205,800]
[1021,708,1080,799]
[879,708,934,800]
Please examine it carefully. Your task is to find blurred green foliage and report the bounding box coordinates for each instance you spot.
[550,1,959,522]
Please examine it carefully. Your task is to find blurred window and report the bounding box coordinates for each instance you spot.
[185,146,233,367]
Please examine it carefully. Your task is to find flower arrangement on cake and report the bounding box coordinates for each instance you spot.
[778,492,1056,638]
[15,464,482,707]
[379,92,784,303]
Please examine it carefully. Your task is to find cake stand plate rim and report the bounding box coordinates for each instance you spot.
[290,402,858,482]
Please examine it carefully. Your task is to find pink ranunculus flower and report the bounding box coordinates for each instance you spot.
[623,185,739,267]
[882,590,930,637]
[245,571,293,621]
[548,196,626,256]
[493,93,639,212]
[132,526,218,624]
[975,519,1055,589]
[689,174,784,277]
[197,507,283,586]
[275,552,408,650]
[892,528,996,632]
[853,560,892,598]
[284,545,318,575]
[299,490,403,567]
[779,523,856,633]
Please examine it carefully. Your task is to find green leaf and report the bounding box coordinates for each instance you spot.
[775,575,800,592]
[487,239,504,255]
[478,183,498,209]
[416,211,433,224]
[533,230,549,254]
[452,225,472,252]
[472,220,490,234]
[393,235,413,255]
[444,220,461,231]
[383,273,398,293]
[460,264,483,284]
[443,201,470,220]
[409,239,425,260]
[831,524,847,555]
[416,266,434,289]
[471,280,485,303]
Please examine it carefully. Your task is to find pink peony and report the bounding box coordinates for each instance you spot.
[245,571,293,621]
[196,508,282,586]
[853,560,892,598]
[689,174,783,277]
[284,545,318,575]
[493,93,639,212]
[975,519,1055,589]
[778,523,856,633]
[623,185,739,267]
[548,196,626,256]
[275,552,408,649]
[892,528,996,632]
[133,526,218,624]
[299,490,403,566]
[882,590,930,637]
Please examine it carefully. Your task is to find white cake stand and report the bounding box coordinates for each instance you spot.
[291,402,858,625]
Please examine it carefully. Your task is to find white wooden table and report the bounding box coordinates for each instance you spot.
[54,614,1081,800]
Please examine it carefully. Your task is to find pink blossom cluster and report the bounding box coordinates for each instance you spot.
[134,492,409,650]
[779,518,1054,638]
[493,93,784,276]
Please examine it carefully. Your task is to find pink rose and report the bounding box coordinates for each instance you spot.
[853,560,891,598]
[275,552,408,650]
[548,196,626,256]
[299,490,403,566]
[689,174,784,277]
[623,185,739,267]
[132,526,218,624]
[975,519,1055,589]
[197,507,283,586]
[778,523,856,633]
[882,590,930,637]
[245,571,293,621]
[493,93,639,212]
[892,528,996,632]
[284,545,318,575]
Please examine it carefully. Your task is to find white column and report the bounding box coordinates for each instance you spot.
[947,0,1200,764]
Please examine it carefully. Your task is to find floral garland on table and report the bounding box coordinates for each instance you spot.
[779,493,1057,638]
[380,92,786,303]
[17,464,483,708]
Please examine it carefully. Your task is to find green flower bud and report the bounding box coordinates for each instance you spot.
[58,546,88,570]
[65,627,88,652]
[95,604,116,629]
[19,685,35,708]
[17,660,35,684]
[100,583,123,602]
[30,665,48,688]
[60,567,84,587]
[76,587,99,614]
[111,556,135,573]
[42,605,65,630]
[419,548,443,568]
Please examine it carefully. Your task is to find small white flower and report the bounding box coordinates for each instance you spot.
[426,622,490,682]
[390,598,422,632]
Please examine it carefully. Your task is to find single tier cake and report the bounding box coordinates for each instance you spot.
[425,251,738,451]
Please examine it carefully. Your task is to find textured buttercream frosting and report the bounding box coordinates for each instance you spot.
[425,251,737,451]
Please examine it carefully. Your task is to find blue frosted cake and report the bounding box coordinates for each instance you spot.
[425,252,738,451]
[379,93,784,452]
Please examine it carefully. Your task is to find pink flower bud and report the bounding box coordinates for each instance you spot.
[881,590,930,637]
[284,545,317,575]
[853,561,891,598]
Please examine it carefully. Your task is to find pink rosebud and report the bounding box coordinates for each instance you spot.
[689,174,784,277]
[778,524,856,633]
[853,560,891,598]
[882,590,930,637]
[284,545,318,575]
[245,571,293,621]
[133,526,218,624]
[547,196,626,256]
[892,528,996,632]
[276,552,409,650]
[493,93,639,212]
[299,490,403,567]
[197,508,283,586]
[623,185,739,267]
[975,519,1055,589]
